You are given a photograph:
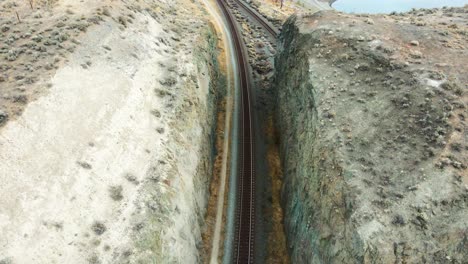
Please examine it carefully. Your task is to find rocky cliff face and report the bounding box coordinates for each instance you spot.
[275,8,467,263]
[0,0,222,263]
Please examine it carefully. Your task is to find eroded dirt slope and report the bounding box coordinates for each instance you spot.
[0,0,223,263]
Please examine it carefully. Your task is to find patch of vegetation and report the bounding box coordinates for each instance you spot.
[150,109,161,118]
[77,161,92,169]
[154,88,172,97]
[124,173,139,184]
[0,258,12,264]
[87,254,101,264]
[108,185,124,201]
[91,221,107,236]
[117,16,127,27]
[159,77,177,87]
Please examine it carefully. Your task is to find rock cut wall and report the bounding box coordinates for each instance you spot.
[275,8,467,263]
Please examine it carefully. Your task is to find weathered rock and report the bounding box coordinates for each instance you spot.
[275,9,467,264]
[410,40,420,46]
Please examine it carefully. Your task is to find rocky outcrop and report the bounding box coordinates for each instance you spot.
[275,8,467,263]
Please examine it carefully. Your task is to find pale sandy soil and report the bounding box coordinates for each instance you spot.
[0,0,107,125]
[0,0,220,263]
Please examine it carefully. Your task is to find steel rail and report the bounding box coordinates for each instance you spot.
[231,0,279,38]
[216,0,256,263]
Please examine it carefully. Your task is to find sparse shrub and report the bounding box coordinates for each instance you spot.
[77,161,92,169]
[159,77,177,87]
[150,109,161,117]
[91,221,107,235]
[54,32,69,43]
[13,95,28,104]
[102,8,111,17]
[450,143,462,152]
[6,50,18,61]
[56,21,66,28]
[122,249,133,258]
[133,222,144,232]
[454,87,463,96]
[0,258,12,264]
[91,239,101,247]
[117,16,127,27]
[154,88,171,97]
[32,34,43,42]
[51,221,63,230]
[441,81,455,90]
[68,22,89,32]
[87,15,103,25]
[391,215,406,226]
[1,25,10,33]
[124,173,138,184]
[87,254,101,264]
[108,185,123,201]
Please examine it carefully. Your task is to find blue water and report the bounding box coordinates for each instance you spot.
[333,0,468,14]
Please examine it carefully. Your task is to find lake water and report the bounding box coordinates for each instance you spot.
[332,0,468,14]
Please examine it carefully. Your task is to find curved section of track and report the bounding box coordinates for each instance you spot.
[216,0,256,263]
[217,0,280,262]
[232,0,279,38]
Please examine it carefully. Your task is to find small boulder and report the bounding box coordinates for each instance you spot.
[410,40,420,46]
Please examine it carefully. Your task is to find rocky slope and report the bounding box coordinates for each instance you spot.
[275,7,467,263]
[0,0,223,263]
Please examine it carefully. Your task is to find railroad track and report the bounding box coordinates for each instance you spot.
[231,0,279,38]
[216,0,256,263]
[216,0,279,262]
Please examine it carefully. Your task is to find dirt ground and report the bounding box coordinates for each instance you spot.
[0,0,222,263]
